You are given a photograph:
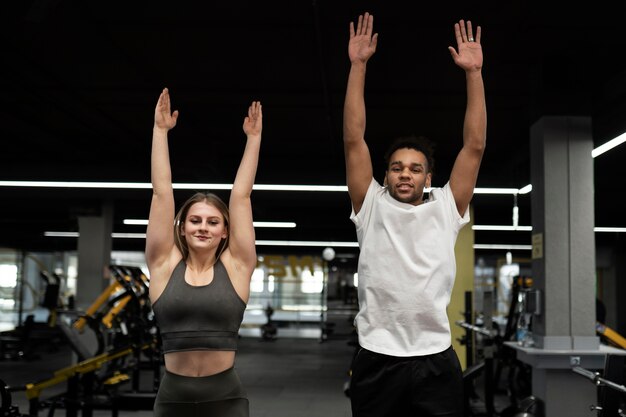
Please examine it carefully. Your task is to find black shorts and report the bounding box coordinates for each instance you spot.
[350,345,463,417]
[154,367,249,417]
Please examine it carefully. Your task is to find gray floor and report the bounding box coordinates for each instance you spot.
[1,333,355,417]
[238,337,354,417]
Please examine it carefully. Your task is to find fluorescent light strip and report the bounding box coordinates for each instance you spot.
[256,240,359,248]
[0,181,531,195]
[474,225,626,233]
[123,219,148,225]
[253,184,346,192]
[0,181,152,189]
[44,231,358,247]
[473,188,520,195]
[123,219,296,228]
[112,233,147,239]
[255,222,296,228]
[44,232,80,237]
[473,225,532,231]
[44,232,146,239]
[0,181,347,192]
[595,227,626,233]
[44,231,624,251]
[36,233,536,250]
[7,130,626,193]
[592,131,626,158]
[473,244,532,250]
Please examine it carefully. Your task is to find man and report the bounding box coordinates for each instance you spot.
[343,12,486,417]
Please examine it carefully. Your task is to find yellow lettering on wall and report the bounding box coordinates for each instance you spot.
[288,255,315,276]
[257,255,324,279]
[264,255,287,277]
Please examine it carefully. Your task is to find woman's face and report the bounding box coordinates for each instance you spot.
[181,202,228,251]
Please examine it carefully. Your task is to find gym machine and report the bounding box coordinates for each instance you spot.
[1,265,161,417]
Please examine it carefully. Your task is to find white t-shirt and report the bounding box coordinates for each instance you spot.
[350,179,469,356]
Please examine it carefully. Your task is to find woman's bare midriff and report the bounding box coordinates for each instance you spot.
[164,350,236,377]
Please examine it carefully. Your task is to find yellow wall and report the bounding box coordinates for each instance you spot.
[450,206,475,370]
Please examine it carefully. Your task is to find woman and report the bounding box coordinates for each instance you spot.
[146,88,261,416]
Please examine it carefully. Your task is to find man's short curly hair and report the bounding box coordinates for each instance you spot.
[384,135,435,174]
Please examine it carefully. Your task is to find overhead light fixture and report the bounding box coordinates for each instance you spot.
[0,181,347,192]
[6,132,625,193]
[44,231,358,247]
[473,244,532,251]
[46,224,625,242]
[473,225,532,231]
[512,131,626,194]
[123,219,296,228]
[592,131,626,158]
[44,232,80,238]
[253,222,296,228]
[44,231,145,239]
[595,227,626,233]
[255,240,359,247]
[0,180,539,196]
[473,225,625,233]
[0,181,152,189]
[473,188,520,195]
[123,219,148,225]
[476,131,626,195]
[111,233,147,239]
[253,185,346,192]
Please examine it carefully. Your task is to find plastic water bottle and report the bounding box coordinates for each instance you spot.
[516,291,534,347]
[516,311,528,345]
[517,313,534,347]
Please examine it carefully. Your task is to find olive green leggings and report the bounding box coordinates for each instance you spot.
[154,367,249,417]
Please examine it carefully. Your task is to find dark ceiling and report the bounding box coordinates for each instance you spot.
[2,1,626,259]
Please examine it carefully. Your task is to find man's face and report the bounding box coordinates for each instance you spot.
[384,148,432,205]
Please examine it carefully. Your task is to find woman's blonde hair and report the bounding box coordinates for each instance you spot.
[173,192,230,261]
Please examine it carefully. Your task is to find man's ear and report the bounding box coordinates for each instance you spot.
[426,173,432,189]
[383,171,388,187]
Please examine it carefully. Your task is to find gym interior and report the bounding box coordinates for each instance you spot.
[2,2,626,417]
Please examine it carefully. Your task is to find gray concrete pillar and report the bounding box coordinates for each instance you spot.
[530,116,598,350]
[76,203,113,310]
[510,116,608,417]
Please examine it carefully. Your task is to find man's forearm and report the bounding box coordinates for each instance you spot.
[343,63,368,144]
[463,70,487,149]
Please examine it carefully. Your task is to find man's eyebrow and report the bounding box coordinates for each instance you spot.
[390,161,424,167]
